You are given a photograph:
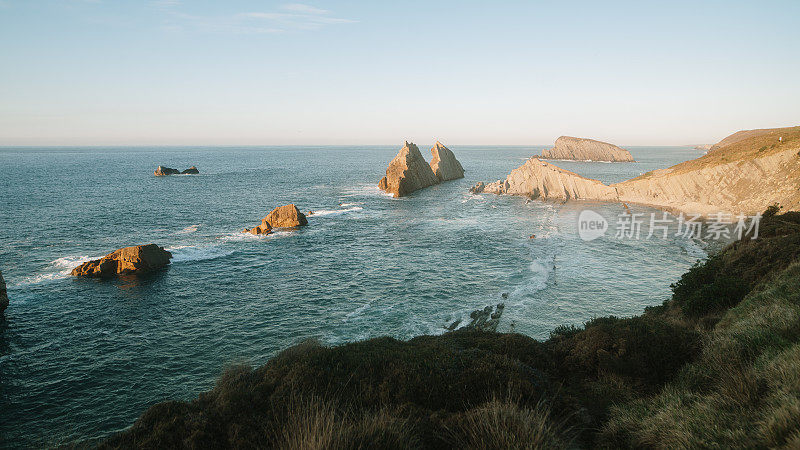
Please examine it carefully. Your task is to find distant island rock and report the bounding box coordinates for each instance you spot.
[0,270,8,316]
[244,204,308,235]
[694,144,712,151]
[378,141,465,197]
[154,166,199,176]
[429,141,465,182]
[541,136,635,162]
[475,125,800,216]
[71,244,172,278]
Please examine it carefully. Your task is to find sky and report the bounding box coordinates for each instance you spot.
[0,0,798,146]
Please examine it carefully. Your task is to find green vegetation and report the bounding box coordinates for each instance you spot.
[102,210,800,449]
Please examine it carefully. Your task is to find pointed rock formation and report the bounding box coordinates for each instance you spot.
[243,204,308,235]
[542,136,635,162]
[0,270,8,316]
[71,244,172,278]
[378,141,440,197]
[429,141,465,182]
[181,166,199,174]
[472,158,618,200]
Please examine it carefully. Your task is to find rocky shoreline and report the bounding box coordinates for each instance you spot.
[475,126,800,216]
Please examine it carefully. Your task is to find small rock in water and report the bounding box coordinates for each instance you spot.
[154,165,199,176]
[71,244,172,278]
[444,319,462,331]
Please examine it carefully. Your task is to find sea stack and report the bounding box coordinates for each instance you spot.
[181,166,199,174]
[542,136,635,162]
[0,270,8,316]
[378,141,441,197]
[429,141,465,182]
[71,244,172,278]
[244,204,308,235]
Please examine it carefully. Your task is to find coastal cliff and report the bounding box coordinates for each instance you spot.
[429,141,465,182]
[541,136,635,162]
[472,157,618,201]
[478,126,800,215]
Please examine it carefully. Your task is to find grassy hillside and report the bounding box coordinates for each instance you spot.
[629,125,800,182]
[101,210,800,449]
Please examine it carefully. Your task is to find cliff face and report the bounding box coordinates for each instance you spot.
[429,141,465,182]
[472,158,618,201]
[477,126,800,215]
[378,141,458,197]
[542,136,635,162]
[615,148,800,215]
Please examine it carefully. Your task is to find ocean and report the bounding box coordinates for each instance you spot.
[0,145,706,446]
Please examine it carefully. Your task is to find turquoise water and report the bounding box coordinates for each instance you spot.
[0,145,705,447]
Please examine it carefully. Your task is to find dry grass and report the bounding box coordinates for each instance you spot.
[442,398,572,450]
[600,262,800,448]
[628,125,800,181]
[276,396,416,450]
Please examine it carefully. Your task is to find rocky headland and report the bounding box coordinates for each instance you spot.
[378,141,464,197]
[471,157,618,201]
[154,166,199,176]
[71,244,172,278]
[0,270,8,316]
[541,136,635,162]
[429,141,465,181]
[477,126,800,215]
[243,204,308,235]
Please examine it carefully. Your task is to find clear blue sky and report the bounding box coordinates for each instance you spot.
[1,0,798,146]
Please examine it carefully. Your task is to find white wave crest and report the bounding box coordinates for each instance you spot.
[167,245,235,263]
[341,184,396,198]
[13,255,97,287]
[177,224,201,234]
[309,206,363,217]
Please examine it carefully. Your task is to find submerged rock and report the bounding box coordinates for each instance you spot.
[447,303,505,332]
[71,244,172,278]
[429,141,465,182]
[0,270,8,316]
[378,141,440,197]
[542,136,635,162]
[243,204,307,235]
[461,303,505,332]
[154,166,199,176]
